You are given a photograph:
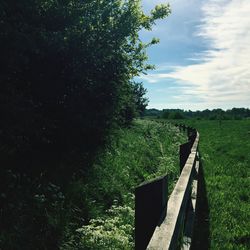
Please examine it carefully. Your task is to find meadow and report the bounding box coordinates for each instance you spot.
[183,119,250,249]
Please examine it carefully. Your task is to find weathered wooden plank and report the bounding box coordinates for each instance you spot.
[181,160,200,250]
[191,133,199,153]
[147,133,199,250]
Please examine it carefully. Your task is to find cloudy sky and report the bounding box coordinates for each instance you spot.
[139,0,250,111]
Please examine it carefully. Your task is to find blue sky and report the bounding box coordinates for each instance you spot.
[139,0,250,111]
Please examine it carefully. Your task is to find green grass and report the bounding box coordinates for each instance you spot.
[0,119,186,250]
[183,119,250,249]
[62,119,186,249]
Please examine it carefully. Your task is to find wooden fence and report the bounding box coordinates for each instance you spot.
[135,124,200,250]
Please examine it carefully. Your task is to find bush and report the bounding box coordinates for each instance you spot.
[0,0,170,174]
[162,111,170,119]
[70,204,134,250]
[169,112,185,119]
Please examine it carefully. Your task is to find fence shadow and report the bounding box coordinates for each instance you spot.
[191,160,210,250]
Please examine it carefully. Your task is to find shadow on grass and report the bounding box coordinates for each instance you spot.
[191,160,210,250]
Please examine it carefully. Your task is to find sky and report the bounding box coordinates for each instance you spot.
[139,0,250,111]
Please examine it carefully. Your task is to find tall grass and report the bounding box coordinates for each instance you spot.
[62,119,186,249]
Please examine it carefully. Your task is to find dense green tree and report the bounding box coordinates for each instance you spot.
[0,1,171,249]
[0,0,170,173]
[169,111,185,119]
[162,111,170,119]
[117,82,149,125]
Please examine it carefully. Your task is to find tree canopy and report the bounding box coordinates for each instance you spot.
[0,2,172,248]
[0,0,170,173]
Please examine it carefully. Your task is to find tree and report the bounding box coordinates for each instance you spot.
[162,111,170,119]
[116,82,149,126]
[0,0,171,173]
[0,2,171,248]
[169,112,185,119]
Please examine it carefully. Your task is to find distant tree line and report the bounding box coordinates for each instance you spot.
[144,108,250,120]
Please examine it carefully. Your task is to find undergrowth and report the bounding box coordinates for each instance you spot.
[0,119,185,249]
[62,119,185,249]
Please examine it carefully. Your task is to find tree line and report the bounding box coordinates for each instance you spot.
[144,108,250,120]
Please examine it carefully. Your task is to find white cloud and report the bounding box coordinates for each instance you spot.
[142,0,250,109]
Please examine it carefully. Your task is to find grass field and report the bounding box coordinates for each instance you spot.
[183,119,250,249]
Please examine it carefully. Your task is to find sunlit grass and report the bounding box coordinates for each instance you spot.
[184,119,250,249]
[63,119,186,249]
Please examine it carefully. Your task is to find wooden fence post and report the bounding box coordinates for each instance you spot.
[180,142,191,173]
[135,175,168,250]
[187,126,192,138]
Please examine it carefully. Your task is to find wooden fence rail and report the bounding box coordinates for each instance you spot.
[135,124,200,250]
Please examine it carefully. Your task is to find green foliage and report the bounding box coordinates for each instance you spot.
[160,110,185,120]
[0,1,172,248]
[0,119,185,249]
[184,120,250,249]
[145,108,250,120]
[61,119,185,249]
[0,0,170,174]
[162,111,170,119]
[0,171,67,249]
[117,82,149,125]
[151,4,171,20]
[169,111,185,119]
[66,204,134,250]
